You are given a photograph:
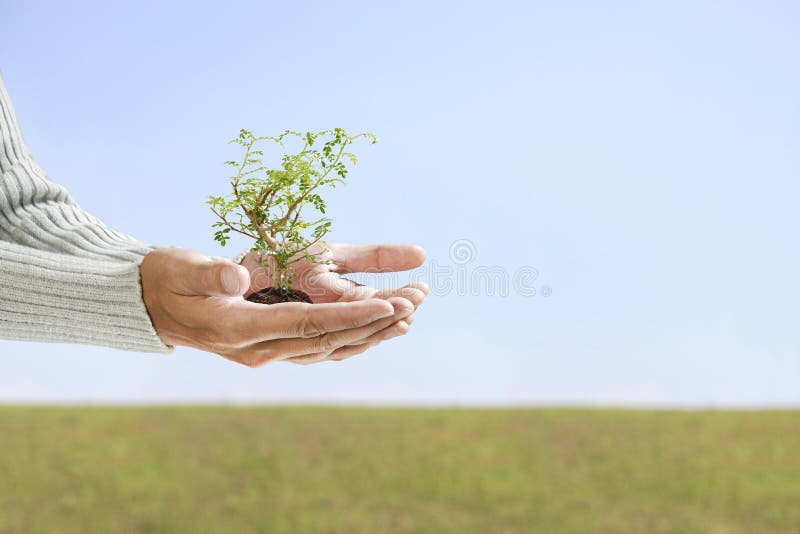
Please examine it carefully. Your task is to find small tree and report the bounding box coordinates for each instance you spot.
[208,128,376,296]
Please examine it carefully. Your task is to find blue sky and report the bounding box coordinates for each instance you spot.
[1,1,798,405]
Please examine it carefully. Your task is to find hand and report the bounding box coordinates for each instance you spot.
[140,247,412,367]
[239,243,429,364]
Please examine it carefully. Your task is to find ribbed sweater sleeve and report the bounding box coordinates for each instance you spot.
[0,72,170,353]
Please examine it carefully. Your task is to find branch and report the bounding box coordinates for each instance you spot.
[287,234,328,264]
[278,138,350,229]
[210,206,260,239]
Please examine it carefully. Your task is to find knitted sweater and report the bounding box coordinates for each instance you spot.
[0,73,170,353]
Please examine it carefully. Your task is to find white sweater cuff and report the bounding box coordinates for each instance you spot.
[0,242,171,353]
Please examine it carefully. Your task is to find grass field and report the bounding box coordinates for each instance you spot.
[0,406,798,533]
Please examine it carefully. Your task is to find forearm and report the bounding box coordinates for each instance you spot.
[0,71,169,353]
[0,241,167,351]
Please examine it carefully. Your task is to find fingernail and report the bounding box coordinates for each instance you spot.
[221,266,241,294]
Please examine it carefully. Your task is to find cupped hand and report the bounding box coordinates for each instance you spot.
[239,243,429,363]
[140,247,415,367]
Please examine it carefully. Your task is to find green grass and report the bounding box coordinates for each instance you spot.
[0,406,798,533]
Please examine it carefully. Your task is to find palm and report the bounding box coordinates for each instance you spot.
[240,243,428,304]
[292,256,355,303]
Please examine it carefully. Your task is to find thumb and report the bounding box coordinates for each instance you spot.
[186,258,250,297]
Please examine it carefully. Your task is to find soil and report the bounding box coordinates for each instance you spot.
[246,287,313,305]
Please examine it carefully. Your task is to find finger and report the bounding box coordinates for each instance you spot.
[279,299,415,365]
[336,301,414,348]
[361,319,411,344]
[249,313,399,363]
[299,271,377,302]
[187,297,395,345]
[286,341,377,365]
[320,310,415,363]
[374,285,426,308]
[385,296,415,321]
[327,243,426,274]
[245,297,413,363]
[305,274,427,308]
[409,281,430,296]
[284,352,332,365]
[172,250,250,297]
[327,342,376,362]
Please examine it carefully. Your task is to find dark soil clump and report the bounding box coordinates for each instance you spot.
[246,288,313,305]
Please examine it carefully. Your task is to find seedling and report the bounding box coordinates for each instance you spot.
[209,128,376,304]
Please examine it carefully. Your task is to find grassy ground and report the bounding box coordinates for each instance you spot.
[0,407,798,533]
